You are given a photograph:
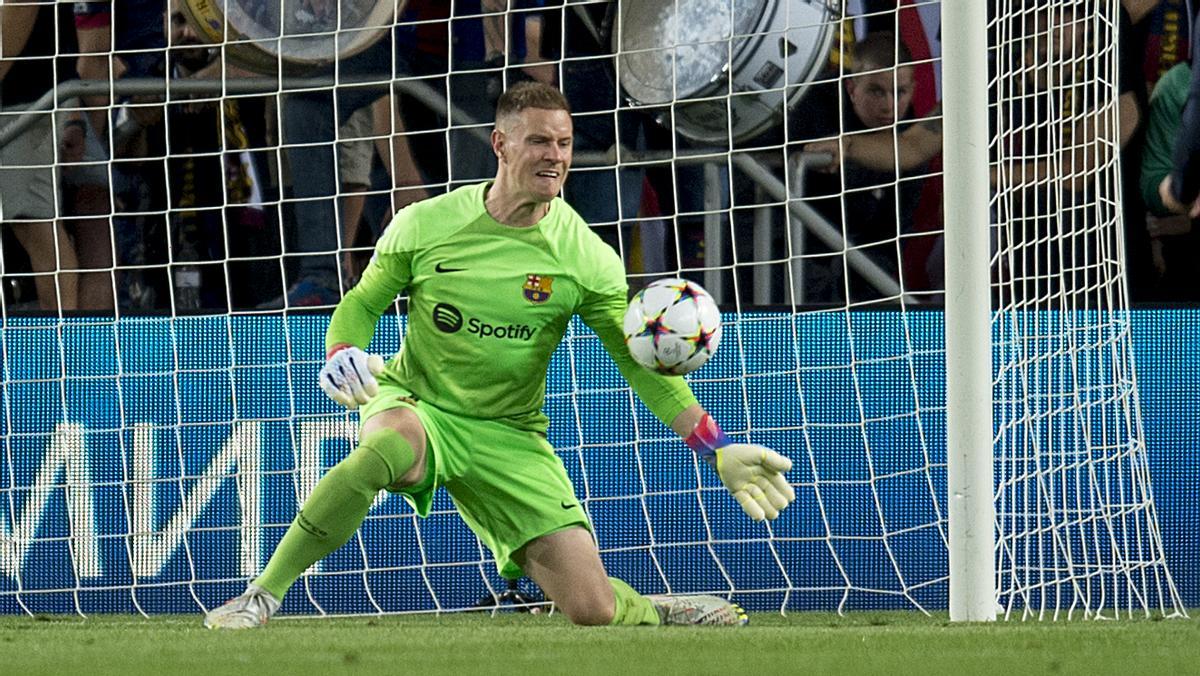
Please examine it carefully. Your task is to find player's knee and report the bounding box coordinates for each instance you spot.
[566,607,614,626]
[331,446,392,493]
[357,427,418,488]
[360,408,428,487]
[562,591,616,626]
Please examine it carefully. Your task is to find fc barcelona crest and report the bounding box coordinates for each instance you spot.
[523,274,554,304]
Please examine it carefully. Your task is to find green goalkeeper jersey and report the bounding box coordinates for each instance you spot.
[327,182,698,433]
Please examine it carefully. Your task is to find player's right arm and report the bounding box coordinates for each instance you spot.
[320,211,417,408]
[326,248,414,352]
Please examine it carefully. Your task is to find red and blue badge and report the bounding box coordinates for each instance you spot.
[523,274,554,304]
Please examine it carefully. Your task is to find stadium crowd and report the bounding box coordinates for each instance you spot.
[1,0,1197,312]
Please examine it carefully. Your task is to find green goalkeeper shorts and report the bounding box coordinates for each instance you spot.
[360,380,591,579]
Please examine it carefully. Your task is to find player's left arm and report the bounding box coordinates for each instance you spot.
[578,289,698,420]
[669,405,796,522]
[580,289,796,522]
[572,217,795,520]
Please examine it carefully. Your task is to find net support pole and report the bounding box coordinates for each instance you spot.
[941,0,996,622]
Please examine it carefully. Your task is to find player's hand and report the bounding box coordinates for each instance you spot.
[319,345,385,409]
[715,444,796,521]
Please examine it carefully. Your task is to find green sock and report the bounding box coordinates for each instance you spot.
[608,577,662,626]
[254,429,416,600]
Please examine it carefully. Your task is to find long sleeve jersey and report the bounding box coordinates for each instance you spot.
[327,182,697,433]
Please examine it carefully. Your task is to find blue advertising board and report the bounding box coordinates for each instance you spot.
[0,311,1194,615]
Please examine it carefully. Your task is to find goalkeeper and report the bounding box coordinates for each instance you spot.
[205,82,795,629]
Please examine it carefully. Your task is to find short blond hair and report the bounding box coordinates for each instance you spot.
[495,81,571,125]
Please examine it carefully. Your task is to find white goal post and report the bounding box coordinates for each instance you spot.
[0,0,1187,620]
[942,0,995,622]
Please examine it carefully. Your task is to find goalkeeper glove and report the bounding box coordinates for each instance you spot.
[715,444,795,521]
[686,414,796,521]
[319,344,385,409]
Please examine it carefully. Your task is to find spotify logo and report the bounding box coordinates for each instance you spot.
[432,303,463,333]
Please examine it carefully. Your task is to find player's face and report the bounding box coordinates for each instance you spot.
[846,65,915,128]
[494,107,574,203]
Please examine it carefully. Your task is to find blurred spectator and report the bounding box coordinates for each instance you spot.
[1112,0,1165,301]
[62,1,169,312]
[789,32,923,304]
[818,10,1136,176]
[337,105,378,287]
[817,7,1151,302]
[0,2,107,312]
[319,0,553,298]
[396,0,552,191]
[551,3,654,259]
[1140,61,1200,298]
[1156,5,1200,219]
[265,7,436,309]
[1129,0,1191,97]
[448,0,553,185]
[71,1,167,139]
[991,4,1145,303]
[102,0,272,311]
[540,1,700,285]
[165,0,270,310]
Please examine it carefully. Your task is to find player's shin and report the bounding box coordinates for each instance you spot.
[254,428,417,600]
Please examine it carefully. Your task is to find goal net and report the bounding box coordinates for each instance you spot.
[0,0,1186,619]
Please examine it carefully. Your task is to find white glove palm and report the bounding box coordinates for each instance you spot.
[319,346,385,409]
[715,444,796,521]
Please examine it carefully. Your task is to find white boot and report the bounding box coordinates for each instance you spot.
[649,595,749,626]
[203,584,281,629]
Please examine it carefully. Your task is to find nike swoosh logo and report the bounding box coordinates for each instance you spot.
[560,501,578,510]
[435,263,465,273]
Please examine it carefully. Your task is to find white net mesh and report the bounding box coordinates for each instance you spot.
[0,0,1185,619]
[989,0,1182,618]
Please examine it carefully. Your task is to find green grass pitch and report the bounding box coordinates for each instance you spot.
[1,611,1195,676]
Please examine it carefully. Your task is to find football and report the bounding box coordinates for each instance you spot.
[623,278,722,375]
